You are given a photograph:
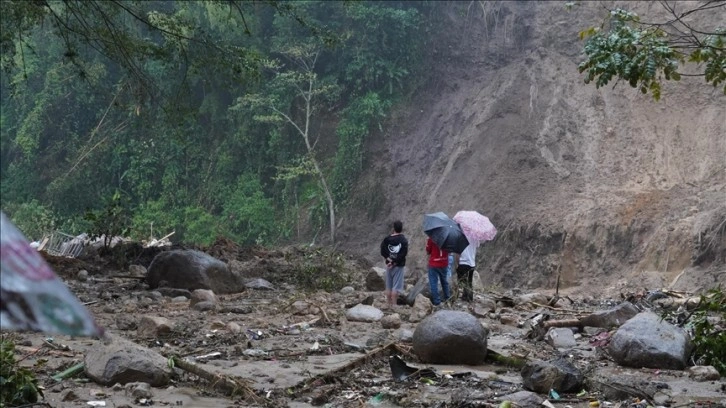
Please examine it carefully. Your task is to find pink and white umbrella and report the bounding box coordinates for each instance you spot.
[453,210,497,242]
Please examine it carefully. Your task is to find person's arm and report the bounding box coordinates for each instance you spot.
[400,237,408,259]
[380,238,388,259]
[425,238,432,254]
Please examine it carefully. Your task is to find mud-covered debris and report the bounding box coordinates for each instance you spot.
[156,287,191,298]
[515,292,548,307]
[245,277,275,290]
[389,355,437,381]
[521,357,584,394]
[497,390,544,407]
[608,311,692,369]
[580,301,640,328]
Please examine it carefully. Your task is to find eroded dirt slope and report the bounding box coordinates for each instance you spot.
[339,1,726,297]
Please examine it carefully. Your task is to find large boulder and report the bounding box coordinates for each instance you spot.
[146,250,244,294]
[608,311,692,370]
[413,310,488,364]
[85,335,174,386]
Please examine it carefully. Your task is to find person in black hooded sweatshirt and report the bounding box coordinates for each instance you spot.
[380,220,408,309]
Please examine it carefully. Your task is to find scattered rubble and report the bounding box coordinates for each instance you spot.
[4,241,725,407]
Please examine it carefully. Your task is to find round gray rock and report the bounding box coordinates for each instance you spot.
[608,311,692,370]
[84,335,173,386]
[413,310,488,364]
[146,250,244,294]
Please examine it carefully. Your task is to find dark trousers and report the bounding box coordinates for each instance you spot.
[456,264,475,302]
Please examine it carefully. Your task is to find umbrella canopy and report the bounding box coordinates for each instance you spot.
[1,212,103,337]
[453,210,497,242]
[423,212,470,254]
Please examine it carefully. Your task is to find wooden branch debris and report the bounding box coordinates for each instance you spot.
[289,342,404,396]
[171,356,261,403]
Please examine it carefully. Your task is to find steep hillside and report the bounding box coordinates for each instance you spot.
[338,1,726,296]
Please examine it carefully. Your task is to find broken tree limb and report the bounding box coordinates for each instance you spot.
[485,348,527,368]
[290,342,405,396]
[542,318,584,329]
[52,362,85,382]
[170,356,260,402]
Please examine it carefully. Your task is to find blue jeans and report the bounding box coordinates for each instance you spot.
[428,266,450,306]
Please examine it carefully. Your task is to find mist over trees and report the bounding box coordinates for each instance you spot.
[0,1,432,245]
[2,1,721,247]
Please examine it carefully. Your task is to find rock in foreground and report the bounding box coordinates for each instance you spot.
[413,310,488,364]
[608,311,692,370]
[85,335,174,386]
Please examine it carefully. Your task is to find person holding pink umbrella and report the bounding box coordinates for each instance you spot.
[452,211,497,302]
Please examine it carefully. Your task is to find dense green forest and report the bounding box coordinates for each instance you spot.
[0,1,439,246]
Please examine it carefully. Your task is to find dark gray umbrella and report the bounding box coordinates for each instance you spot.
[422,212,470,254]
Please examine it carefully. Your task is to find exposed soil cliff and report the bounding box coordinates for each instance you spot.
[338,1,726,297]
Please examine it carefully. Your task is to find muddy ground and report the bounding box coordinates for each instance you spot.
[3,241,725,408]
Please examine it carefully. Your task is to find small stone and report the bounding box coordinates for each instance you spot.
[381,313,402,329]
[500,314,518,326]
[210,320,226,329]
[190,289,217,306]
[125,382,152,399]
[115,315,137,331]
[653,391,671,406]
[77,270,89,282]
[219,305,253,314]
[61,389,81,401]
[147,291,163,301]
[686,365,720,381]
[137,316,173,338]
[292,301,311,315]
[193,301,216,311]
[340,286,355,295]
[129,264,147,276]
[227,322,242,334]
[398,329,414,343]
[171,296,188,303]
[545,327,577,349]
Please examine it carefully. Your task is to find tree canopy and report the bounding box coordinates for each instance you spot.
[0,1,431,245]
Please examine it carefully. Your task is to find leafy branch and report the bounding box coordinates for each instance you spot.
[576,1,726,99]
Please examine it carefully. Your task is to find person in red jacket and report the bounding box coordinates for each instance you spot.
[426,237,450,306]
